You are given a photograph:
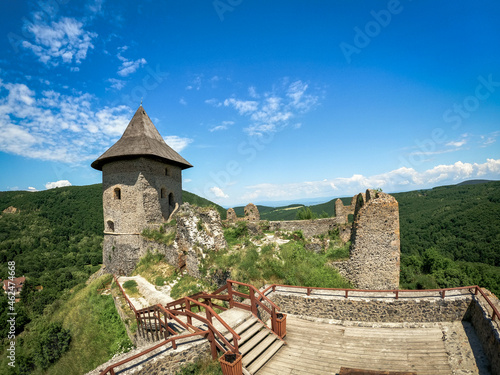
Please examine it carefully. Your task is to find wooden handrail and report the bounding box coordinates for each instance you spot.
[99,331,208,375]
[184,297,241,352]
[113,275,137,313]
[227,280,280,311]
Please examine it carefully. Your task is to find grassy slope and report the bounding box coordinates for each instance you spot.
[0,275,132,375]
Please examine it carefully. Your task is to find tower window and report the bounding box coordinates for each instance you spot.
[107,220,115,232]
[165,168,169,176]
[114,187,121,200]
[161,188,167,199]
[169,193,175,209]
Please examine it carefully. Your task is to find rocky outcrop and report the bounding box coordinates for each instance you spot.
[174,203,227,278]
[2,206,19,214]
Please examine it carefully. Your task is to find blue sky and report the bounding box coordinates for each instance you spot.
[0,0,499,207]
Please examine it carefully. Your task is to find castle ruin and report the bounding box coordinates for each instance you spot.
[225,189,401,290]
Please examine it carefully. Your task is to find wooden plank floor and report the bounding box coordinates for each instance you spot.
[257,315,452,375]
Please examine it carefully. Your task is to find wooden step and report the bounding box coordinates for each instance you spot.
[235,317,259,335]
[243,335,276,366]
[238,322,263,346]
[240,329,272,355]
[247,340,285,374]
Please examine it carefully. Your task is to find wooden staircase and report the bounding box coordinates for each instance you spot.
[223,316,285,374]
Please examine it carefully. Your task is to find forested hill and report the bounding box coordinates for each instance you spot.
[0,185,224,318]
[394,182,500,266]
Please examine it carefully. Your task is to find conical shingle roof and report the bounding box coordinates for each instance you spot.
[91,106,193,171]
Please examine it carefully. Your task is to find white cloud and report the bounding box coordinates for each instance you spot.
[224,98,259,115]
[108,78,126,90]
[28,187,38,192]
[0,80,133,163]
[205,98,222,107]
[209,121,234,132]
[186,75,203,90]
[218,80,319,136]
[116,48,147,76]
[210,186,229,199]
[45,180,72,189]
[22,17,97,66]
[164,135,193,153]
[241,159,500,202]
[179,98,187,106]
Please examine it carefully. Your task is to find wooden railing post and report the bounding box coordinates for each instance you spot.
[206,307,213,325]
[345,290,349,298]
[271,306,277,335]
[208,331,218,359]
[394,291,399,300]
[250,289,257,315]
[227,281,234,308]
[186,299,192,326]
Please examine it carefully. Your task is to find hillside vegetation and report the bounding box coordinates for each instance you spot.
[0,181,499,373]
[0,185,224,375]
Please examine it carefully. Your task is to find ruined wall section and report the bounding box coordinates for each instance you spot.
[268,218,340,238]
[174,203,227,278]
[141,204,227,279]
[335,190,400,290]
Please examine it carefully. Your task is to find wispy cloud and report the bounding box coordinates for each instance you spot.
[163,135,193,153]
[108,78,126,90]
[116,46,147,76]
[241,159,500,202]
[208,80,319,136]
[210,121,235,132]
[22,16,97,66]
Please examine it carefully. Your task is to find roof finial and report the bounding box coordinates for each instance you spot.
[140,97,143,107]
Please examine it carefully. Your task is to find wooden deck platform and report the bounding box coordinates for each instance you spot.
[258,315,452,375]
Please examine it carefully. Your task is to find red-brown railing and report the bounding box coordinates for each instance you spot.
[167,280,282,334]
[262,284,500,322]
[106,277,242,375]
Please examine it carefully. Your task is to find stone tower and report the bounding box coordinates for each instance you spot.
[91,106,192,274]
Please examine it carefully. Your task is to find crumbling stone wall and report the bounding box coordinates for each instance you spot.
[226,207,237,223]
[334,189,400,290]
[174,203,227,278]
[243,203,260,222]
[268,218,340,238]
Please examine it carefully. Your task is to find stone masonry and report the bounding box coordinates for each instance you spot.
[334,189,400,290]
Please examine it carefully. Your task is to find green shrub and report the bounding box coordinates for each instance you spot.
[224,222,248,246]
[296,207,317,220]
[123,280,138,294]
[33,322,71,370]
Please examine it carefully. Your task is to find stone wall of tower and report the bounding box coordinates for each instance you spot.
[102,157,183,275]
[102,157,182,234]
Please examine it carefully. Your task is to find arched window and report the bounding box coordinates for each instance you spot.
[107,220,115,232]
[169,193,175,209]
[114,187,121,200]
[161,188,167,199]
